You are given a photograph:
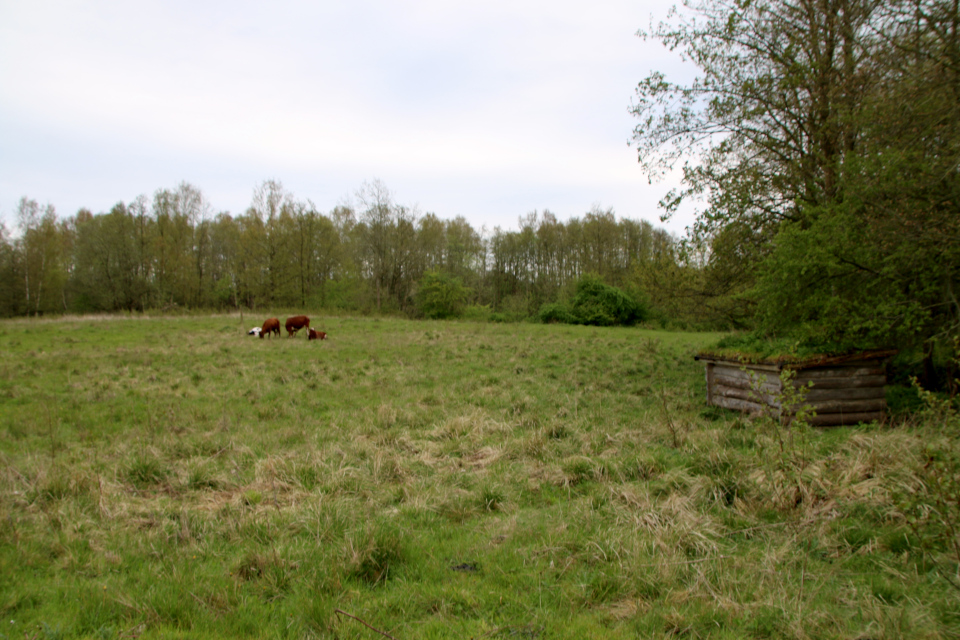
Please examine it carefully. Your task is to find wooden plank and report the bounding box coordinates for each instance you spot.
[793,366,885,378]
[713,372,886,397]
[785,350,897,368]
[713,374,780,394]
[740,362,785,372]
[711,395,767,414]
[806,398,886,413]
[794,375,886,389]
[807,412,885,426]
[699,359,783,373]
[698,350,895,371]
[705,362,714,405]
[713,365,780,381]
[805,387,887,401]
[715,366,781,383]
[714,384,779,406]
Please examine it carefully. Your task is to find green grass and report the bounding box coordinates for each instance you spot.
[0,313,957,639]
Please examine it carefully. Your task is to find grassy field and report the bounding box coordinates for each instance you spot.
[0,314,957,639]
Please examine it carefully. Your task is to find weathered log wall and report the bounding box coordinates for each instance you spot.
[702,358,889,427]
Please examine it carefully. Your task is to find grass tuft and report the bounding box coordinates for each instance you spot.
[125,455,169,488]
[345,521,408,585]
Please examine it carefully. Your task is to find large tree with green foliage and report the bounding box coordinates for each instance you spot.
[632,0,960,350]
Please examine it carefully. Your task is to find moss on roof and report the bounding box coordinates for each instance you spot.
[695,334,895,367]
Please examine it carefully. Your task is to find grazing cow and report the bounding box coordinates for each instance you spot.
[260,318,281,339]
[308,328,327,341]
[285,315,310,337]
[247,327,262,337]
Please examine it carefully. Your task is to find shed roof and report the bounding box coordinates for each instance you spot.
[694,349,897,370]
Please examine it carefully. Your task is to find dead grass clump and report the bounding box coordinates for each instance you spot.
[429,409,506,443]
[612,486,653,511]
[600,598,648,621]
[512,458,560,489]
[516,431,549,461]
[437,489,481,522]
[615,455,664,483]
[463,446,504,470]
[233,549,296,595]
[740,429,923,519]
[125,454,170,490]
[185,461,226,491]
[834,432,921,484]
[371,451,406,484]
[477,484,507,512]
[252,456,299,493]
[30,469,95,506]
[560,456,599,486]
[375,403,398,429]
[623,489,719,559]
[327,465,370,497]
[293,502,354,544]
[342,521,408,585]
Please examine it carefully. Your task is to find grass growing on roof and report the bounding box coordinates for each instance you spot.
[0,314,957,639]
[696,331,897,365]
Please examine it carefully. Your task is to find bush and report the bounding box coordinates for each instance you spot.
[415,271,471,319]
[538,302,577,324]
[462,304,493,322]
[570,275,646,326]
[536,277,647,326]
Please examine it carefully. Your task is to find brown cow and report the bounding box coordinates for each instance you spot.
[260,318,281,339]
[285,315,310,337]
[308,328,327,341]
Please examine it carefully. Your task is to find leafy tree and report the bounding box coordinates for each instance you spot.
[0,223,21,317]
[416,270,471,319]
[357,179,395,312]
[16,197,67,315]
[754,0,960,350]
[71,203,151,311]
[632,0,960,350]
[632,0,878,233]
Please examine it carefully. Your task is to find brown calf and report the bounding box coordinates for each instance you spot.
[308,328,327,341]
[260,318,281,339]
[285,315,310,337]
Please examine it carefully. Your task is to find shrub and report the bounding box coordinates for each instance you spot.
[461,304,493,322]
[570,275,646,326]
[415,270,471,319]
[538,302,576,324]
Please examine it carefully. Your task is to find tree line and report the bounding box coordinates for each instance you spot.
[0,179,699,323]
[8,0,954,355]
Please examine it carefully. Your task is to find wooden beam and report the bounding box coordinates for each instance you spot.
[714,384,778,406]
[807,412,885,426]
[796,375,886,389]
[805,387,886,401]
[795,366,885,379]
[806,398,886,413]
[711,395,768,414]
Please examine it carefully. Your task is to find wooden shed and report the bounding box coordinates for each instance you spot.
[695,350,897,426]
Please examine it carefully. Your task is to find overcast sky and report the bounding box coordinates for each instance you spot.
[0,0,696,236]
